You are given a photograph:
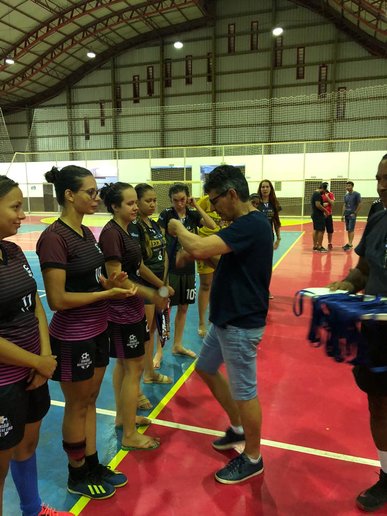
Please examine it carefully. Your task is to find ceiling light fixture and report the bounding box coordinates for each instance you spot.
[272,27,284,36]
[173,41,183,49]
[87,51,96,59]
[5,57,15,65]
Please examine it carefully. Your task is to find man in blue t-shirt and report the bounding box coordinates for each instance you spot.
[341,181,362,250]
[168,165,273,485]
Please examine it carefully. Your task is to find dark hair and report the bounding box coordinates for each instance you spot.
[249,193,259,201]
[135,183,154,201]
[45,165,92,205]
[346,181,354,186]
[258,179,281,227]
[382,154,387,160]
[0,175,18,199]
[134,183,156,259]
[204,165,249,202]
[99,181,133,214]
[169,183,189,199]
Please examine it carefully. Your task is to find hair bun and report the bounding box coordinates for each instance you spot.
[45,166,59,183]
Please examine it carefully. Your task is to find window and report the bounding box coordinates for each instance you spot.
[185,55,192,85]
[147,66,154,96]
[99,101,105,127]
[250,21,258,51]
[318,64,328,97]
[228,23,235,53]
[296,47,305,80]
[274,35,283,67]
[164,58,172,88]
[132,75,140,104]
[115,85,122,112]
[207,52,212,83]
[336,87,347,119]
[84,118,90,141]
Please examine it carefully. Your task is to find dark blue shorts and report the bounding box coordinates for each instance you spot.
[0,380,50,450]
[50,329,110,382]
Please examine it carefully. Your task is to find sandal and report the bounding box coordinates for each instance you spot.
[143,373,172,384]
[137,393,153,410]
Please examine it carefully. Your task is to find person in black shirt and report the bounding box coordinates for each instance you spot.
[168,166,272,485]
[329,156,387,512]
[158,183,216,358]
[311,185,329,252]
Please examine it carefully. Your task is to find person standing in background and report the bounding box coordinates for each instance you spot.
[196,194,222,338]
[321,182,335,249]
[311,184,329,252]
[342,181,362,250]
[256,180,282,250]
[158,183,216,359]
[99,182,163,450]
[132,183,174,379]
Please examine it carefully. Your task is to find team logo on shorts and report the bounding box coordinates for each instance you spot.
[0,416,13,438]
[127,334,139,349]
[77,352,92,370]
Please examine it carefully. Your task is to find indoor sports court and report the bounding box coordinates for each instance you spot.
[3,214,383,516]
[0,0,386,515]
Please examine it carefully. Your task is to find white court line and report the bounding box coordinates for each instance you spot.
[49,399,379,468]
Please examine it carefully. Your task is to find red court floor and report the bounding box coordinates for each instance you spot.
[10,217,384,516]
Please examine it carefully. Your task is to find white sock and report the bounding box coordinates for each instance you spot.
[377,449,387,474]
[245,453,261,464]
[230,425,244,435]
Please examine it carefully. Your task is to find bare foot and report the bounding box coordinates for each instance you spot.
[121,431,160,450]
[153,352,163,369]
[172,346,197,358]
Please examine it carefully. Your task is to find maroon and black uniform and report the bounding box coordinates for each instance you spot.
[36,220,109,381]
[0,241,50,449]
[158,207,202,305]
[99,220,148,359]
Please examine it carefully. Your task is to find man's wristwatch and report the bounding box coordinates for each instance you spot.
[158,286,169,298]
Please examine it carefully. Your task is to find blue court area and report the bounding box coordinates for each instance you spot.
[4,231,302,514]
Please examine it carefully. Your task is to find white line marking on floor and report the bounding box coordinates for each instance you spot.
[49,399,379,467]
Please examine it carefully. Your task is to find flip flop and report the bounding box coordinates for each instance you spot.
[172,347,197,359]
[143,373,172,384]
[121,440,160,451]
[115,416,151,431]
[137,393,153,410]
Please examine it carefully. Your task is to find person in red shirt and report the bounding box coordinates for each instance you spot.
[321,182,335,249]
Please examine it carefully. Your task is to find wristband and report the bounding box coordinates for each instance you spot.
[158,286,169,298]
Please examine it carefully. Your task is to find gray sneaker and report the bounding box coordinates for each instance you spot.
[215,453,264,484]
[212,428,245,450]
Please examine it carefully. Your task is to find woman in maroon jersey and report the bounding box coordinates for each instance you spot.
[36,166,132,501]
[0,176,71,516]
[99,182,165,450]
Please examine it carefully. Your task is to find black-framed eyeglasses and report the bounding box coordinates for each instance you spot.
[79,188,100,199]
[209,190,229,206]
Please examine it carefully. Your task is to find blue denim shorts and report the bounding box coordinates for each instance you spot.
[196,323,265,401]
[345,213,357,232]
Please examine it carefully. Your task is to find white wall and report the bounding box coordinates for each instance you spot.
[5,150,383,202]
